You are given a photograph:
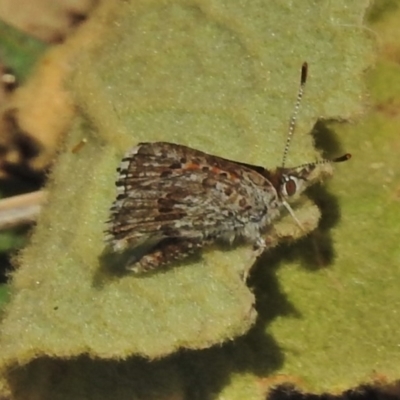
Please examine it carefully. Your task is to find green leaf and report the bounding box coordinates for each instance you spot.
[0,285,10,308]
[0,1,377,399]
[0,20,47,80]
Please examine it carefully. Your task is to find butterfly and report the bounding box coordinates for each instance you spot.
[105,63,350,273]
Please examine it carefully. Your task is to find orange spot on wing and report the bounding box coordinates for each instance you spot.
[184,163,201,170]
[183,162,239,181]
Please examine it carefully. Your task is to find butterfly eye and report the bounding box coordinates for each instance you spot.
[281,176,299,197]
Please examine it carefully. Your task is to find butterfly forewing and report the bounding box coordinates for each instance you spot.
[105,142,280,253]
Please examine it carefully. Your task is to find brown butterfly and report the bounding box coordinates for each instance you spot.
[105,63,350,273]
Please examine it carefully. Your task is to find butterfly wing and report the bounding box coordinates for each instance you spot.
[105,142,278,252]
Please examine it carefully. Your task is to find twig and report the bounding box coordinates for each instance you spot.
[0,190,46,230]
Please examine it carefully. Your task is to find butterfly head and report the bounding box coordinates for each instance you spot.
[277,163,316,200]
[263,153,350,230]
[274,153,351,201]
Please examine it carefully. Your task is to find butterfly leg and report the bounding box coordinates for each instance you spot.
[126,238,205,273]
[242,233,272,281]
[252,235,267,257]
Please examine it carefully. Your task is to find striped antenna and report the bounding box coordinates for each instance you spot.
[281,62,308,168]
[292,153,352,171]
